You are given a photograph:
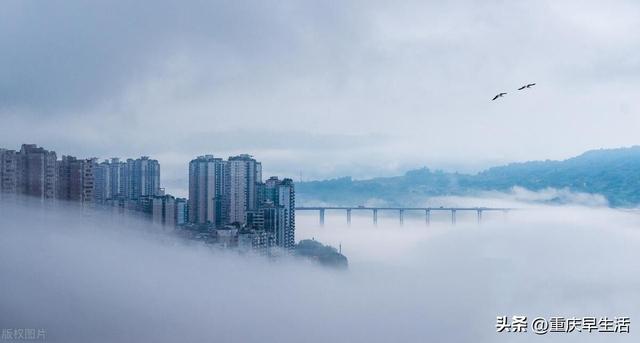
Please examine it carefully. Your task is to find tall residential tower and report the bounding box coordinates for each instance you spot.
[228,154,260,225]
[18,144,57,200]
[188,155,227,225]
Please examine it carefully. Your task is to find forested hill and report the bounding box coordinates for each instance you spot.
[297,146,640,207]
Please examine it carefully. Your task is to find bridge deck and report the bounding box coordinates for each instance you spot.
[295,206,515,225]
[296,206,513,211]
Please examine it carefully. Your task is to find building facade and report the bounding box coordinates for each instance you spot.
[93,160,111,203]
[152,195,177,227]
[56,156,96,203]
[0,149,18,199]
[228,154,260,225]
[18,144,57,199]
[130,156,161,200]
[188,155,228,225]
[254,177,296,250]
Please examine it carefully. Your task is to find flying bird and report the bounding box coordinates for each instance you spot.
[517,83,536,90]
[492,92,507,100]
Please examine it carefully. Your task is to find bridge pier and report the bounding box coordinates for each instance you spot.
[425,209,431,226]
[293,206,514,227]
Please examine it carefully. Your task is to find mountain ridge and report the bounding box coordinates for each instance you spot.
[297,146,640,207]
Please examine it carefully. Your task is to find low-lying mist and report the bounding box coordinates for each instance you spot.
[1,198,639,342]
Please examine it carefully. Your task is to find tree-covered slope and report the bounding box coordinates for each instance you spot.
[297,146,640,207]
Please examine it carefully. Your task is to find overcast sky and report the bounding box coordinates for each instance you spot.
[1,0,639,196]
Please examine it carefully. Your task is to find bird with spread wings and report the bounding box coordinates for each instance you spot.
[517,83,536,90]
[492,92,507,100]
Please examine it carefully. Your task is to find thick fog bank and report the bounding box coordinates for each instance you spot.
[1,199,639,342]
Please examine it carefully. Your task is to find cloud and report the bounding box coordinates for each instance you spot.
[1,197,640,342]
[0,0,357,111]
[505,186,609,207]
[2,0,640,191]
[419,187,610,208]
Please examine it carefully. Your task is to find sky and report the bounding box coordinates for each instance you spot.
[2,0,640,197]
[2,196,639,342]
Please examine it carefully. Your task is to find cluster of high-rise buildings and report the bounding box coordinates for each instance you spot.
[0,144,176,219]
[187,154,295,251]
[0,144,295,252]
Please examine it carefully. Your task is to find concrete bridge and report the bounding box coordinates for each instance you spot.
[295,206,514,226]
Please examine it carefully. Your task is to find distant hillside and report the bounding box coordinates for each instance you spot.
[297,146,640,207]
